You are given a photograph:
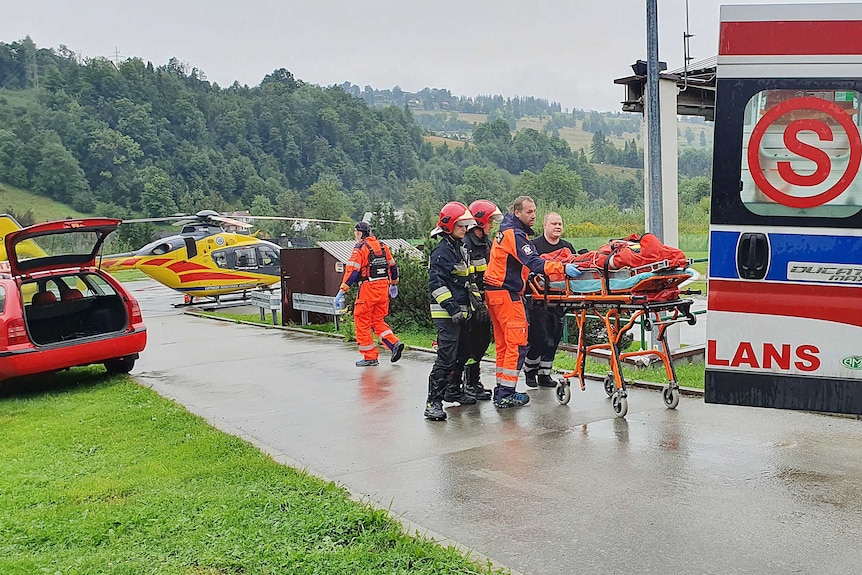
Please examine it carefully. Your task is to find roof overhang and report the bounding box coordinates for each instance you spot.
[613,57,717,121]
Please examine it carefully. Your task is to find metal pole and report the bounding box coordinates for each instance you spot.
[646,0,664,241]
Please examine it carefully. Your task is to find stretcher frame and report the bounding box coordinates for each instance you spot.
[526,259,698,418]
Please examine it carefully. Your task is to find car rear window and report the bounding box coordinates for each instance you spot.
[0,285,6,314]
[86,274,118,296]
[23,273,119,303]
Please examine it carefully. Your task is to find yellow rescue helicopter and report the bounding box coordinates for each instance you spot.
[99,210,349,303]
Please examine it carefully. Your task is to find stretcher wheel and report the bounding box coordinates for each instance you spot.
[556,382,571,405]
[603,373,615,397]
[686,314,697,326]
[611,391,628,418]
[662,385,680,409]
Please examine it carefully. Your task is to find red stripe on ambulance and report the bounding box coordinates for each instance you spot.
[719,20,862,56]
[709,279,862,329]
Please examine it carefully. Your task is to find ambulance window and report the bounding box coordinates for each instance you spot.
[0,285,5,314]
[740,89,862,218]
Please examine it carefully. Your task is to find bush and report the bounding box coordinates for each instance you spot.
[387,247,432,331]
[562,314,634,350]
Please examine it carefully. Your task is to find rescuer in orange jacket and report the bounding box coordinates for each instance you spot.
[338,222,405,367]
[483,196,581,407]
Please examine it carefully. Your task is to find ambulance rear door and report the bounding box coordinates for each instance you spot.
[705,3,862,415]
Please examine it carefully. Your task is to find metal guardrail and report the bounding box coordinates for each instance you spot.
[249,290,281,325]
[291,292,348,330]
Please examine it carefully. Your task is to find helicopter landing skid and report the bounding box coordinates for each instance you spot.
[177,292,255,311]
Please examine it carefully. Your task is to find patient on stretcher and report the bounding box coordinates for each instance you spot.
[538,233,692,301]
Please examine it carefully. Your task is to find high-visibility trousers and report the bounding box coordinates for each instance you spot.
[486,289,528,389]
[353,280,399,360]
[524,302,566,377]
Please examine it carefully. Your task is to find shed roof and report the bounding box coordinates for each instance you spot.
[317,239,424,264]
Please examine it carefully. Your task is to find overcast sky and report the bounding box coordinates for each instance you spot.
[1,0,839,112]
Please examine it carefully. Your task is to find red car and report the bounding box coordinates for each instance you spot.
[0,218,147,383]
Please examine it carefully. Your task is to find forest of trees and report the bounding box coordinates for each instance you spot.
[338,82,563,117]
[0,37,710,246]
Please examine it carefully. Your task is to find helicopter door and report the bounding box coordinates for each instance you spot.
[184,237,197,259]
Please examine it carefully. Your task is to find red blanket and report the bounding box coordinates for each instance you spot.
[540,234,687,281]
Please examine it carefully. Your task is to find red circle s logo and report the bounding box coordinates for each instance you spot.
[747,96,862,209]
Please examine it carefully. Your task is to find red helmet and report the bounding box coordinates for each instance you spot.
[468,200,503,229]
[431,201,476,236]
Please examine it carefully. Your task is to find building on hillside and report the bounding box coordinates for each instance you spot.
[361,211,406,223]
[223,210,253,233]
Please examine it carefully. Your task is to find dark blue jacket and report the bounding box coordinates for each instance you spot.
[428,234,471,319]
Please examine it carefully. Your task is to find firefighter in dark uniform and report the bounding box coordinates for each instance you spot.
[524,212,577,388]
[457,199,504,401]
[424,201,479,421]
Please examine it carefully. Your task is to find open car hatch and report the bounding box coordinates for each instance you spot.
[4,218,121,276]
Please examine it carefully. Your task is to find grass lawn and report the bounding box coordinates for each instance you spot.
[0,370,502,574]
[104,269,150,282]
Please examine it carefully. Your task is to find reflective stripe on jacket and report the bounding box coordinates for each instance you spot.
[463,229,490,294]
[484,212,565,294]
[428,234,471,319]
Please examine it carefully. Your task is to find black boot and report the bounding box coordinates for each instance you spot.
[424,400,447,421]
[537,374,557,387]
[464,363,491,400]
[524,370,538,388]
[443,374,477,404]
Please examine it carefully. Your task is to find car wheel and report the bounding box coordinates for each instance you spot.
[104,357,136,374]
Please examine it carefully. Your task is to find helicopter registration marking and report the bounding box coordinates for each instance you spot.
[181,283,259,292]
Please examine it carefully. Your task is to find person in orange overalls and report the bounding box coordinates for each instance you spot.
[483,196,581,407]
[337,222,405,367]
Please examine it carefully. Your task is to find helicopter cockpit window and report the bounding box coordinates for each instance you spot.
[212,251,228,268]
[140,236,186,256]
[234,247,257,268]
[258,246,279,267]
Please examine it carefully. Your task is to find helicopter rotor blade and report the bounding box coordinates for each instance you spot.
[122,216,190,224]
[247,216,352,225]
[210,215,254,228]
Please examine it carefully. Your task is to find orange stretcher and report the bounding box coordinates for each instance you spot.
[525,259,699,418]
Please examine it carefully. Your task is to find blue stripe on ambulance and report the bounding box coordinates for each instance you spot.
[709,230,862,281]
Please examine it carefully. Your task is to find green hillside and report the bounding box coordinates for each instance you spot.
[1,182,90,223]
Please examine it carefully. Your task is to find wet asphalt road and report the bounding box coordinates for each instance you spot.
[129,281,862,575]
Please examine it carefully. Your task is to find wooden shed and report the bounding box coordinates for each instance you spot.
[279,239,423,325]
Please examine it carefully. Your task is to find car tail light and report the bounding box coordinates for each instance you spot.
[128,297,143,324]
[7,317,29,345]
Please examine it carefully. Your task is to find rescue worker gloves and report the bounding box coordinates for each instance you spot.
[334,291,346,310]
[340,283,349,293]
[389,285,398,298]
[473,303,490,324]
[451,310,470,324]
[565,263,583,278]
